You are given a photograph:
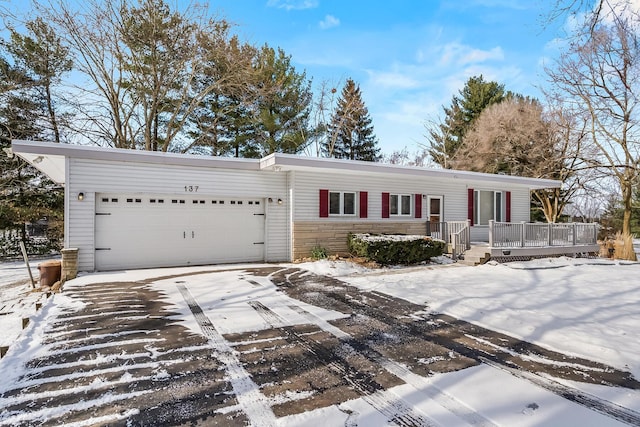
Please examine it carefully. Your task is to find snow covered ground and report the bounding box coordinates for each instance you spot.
[343,257,640,380]
[1,254,639,426]
[0,257,56,349]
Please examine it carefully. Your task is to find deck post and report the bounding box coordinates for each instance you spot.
[572,223,577,246]
[488,220,494,247]
[466,219,471,250]
[520,221,526,247]
[548,223,553,246]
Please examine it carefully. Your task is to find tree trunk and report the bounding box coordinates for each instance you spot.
[20,222,27,243]
[621,181,633,237]
[45,84,61,143]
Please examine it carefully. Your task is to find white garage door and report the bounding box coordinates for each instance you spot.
[95,193,265,270]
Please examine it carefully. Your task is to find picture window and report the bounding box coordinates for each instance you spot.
[473,190,504,225]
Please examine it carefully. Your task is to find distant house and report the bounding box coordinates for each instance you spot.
[11,140,560,271]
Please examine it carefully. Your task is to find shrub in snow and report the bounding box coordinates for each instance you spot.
[348,233,444,265]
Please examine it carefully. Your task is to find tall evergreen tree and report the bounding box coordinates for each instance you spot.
[324,78,380,161]
[1,25,66,249]
[428,75,506,168]
[244,45,312,158]
[188,35,257,157]
[5,17,72,143]
[0,59,63,245]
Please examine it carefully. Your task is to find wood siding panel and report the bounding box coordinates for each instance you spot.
[293,221,429,259]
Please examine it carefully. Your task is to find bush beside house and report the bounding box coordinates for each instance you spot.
[348,233,445,265]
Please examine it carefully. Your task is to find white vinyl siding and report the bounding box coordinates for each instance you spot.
[292,170,470,222]
[292,170,532,237]
[67,158,289,271]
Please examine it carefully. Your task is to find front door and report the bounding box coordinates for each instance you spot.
[428,196,443,223]
[427,196,443,238]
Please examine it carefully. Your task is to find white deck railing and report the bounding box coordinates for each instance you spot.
[427,220,471,259]
[489,221,599,248]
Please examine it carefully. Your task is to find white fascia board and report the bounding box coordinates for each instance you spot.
[11,140,261,173]
[263,153,562,190]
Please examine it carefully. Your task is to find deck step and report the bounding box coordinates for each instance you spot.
[459,245,491,266]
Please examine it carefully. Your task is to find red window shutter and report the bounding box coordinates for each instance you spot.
[319,189,329,218]
[414,194,422,218]
[360,191,368,218]
[506,191,511,222]
[382,192,390,218]
[468,188,474,225]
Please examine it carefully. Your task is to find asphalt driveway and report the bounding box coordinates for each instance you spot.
[0,265,638,426]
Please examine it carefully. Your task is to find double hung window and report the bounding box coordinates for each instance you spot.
[329,191,356,216]
[390,194,411,216]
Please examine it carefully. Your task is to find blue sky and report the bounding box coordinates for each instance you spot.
[213,0,564,154]
[2,0,565,155]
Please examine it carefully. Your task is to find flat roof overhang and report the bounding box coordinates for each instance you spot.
[11,140,563,191]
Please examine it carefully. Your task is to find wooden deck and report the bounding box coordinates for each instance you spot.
[488,221,600,258]
[429,220,600,263]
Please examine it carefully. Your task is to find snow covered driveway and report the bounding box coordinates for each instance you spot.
[0,261,639,426]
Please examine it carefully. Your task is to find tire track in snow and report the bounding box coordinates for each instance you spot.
[176,284,277,427]
[286,303,497,427]
[248,300,440,427]
[480,357,640,427]
[275,267,640,427]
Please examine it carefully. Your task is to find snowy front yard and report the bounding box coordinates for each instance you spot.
[0,256,639,426]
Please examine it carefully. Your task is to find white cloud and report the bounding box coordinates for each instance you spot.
[319,15,340,30]
[267,0,318,11]
[440,43,504,66]
[366,70,418,89]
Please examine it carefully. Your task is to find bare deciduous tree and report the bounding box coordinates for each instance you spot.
[38,0,253,152]
[546,12,640,236]
[451,97,588,222]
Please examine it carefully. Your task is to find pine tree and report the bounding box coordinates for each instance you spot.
[325,78,380,161]
[1,37,65,252]
[428,75,506,168]
[6,18,72,143]
[244,45,312,158]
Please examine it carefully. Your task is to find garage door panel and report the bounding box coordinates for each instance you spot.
[95,194,265,270]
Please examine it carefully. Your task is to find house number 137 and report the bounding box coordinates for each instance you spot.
[185,185,199,192]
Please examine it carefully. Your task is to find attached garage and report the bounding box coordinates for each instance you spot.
[94,193,266,270]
